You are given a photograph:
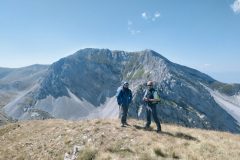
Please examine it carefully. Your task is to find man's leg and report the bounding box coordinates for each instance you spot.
[121,105,128,126]
[152,106,161,132]
[145,106,152,128]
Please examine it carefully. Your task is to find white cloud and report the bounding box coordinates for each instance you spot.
[129,29,141,35]
[128,20,133,26]
[142,12,148,19]
[154,11,161,18]
[231,0,240,14]
[203,64,212,68]
[127,20,141,35]
[141,11,160,21]
[127,10,161,35]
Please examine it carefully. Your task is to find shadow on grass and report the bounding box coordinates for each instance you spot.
[174,132,199,141]
[133,124,199,142]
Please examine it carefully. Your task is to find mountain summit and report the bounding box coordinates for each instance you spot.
[2,48,240,133]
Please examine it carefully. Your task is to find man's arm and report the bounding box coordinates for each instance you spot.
[116,90,122,105]
[129,90,133,102]
[144,91,160,102]
[143,90,149,102]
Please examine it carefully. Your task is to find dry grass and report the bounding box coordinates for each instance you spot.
[77,147,97,160]
[0,119,240,160]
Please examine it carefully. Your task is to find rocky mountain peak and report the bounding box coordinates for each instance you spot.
[2,48,240,133]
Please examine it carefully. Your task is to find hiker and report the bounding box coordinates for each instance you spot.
[116,81,132,127]
[143,81,161,133]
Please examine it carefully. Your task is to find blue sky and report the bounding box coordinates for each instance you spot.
[0,0,240,83]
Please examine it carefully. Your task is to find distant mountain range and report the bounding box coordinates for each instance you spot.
[1,48,240,133]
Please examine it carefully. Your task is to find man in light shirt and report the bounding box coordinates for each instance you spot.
[143,81,161,133]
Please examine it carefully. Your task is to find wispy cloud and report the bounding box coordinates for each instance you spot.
[127,11,160,35]
[203,63,212,67]
[129,29,141,35]
[141,11,161,21]
[128,20,133,26]
[154,12,161,18]
[231,0,240,14]
[127,20,141,35]
[141,12,149,20]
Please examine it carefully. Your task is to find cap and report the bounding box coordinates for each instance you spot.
[147,81,153,86]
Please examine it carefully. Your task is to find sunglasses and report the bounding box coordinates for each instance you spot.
[147,85,152,86]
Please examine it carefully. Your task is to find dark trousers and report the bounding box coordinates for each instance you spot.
[120,105,129,124]
[146,105,161,130]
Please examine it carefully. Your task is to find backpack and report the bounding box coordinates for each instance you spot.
[153,90,160,104]
[116,86,123,97]
[144,88,160,106]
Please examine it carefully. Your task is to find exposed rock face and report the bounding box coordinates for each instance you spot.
[0,111,13,126]
[0,65,48,125]
[36,49,124,106]
[2,48,240,133]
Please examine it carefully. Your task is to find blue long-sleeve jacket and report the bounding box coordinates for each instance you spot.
[116,87,132,106]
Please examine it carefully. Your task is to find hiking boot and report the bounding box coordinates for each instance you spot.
[156,128,161,133]
[121,124,126,127]
[144,126,150,130]
[124,122,131,126]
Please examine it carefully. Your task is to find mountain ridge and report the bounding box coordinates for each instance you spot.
[1,48,240,133]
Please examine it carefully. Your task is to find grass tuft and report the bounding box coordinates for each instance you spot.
[154,148,167,157]
[77,147,97,160]
[139,153,153,160]
[172,151,180,159]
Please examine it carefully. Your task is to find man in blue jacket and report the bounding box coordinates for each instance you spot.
[116,81,132,127]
